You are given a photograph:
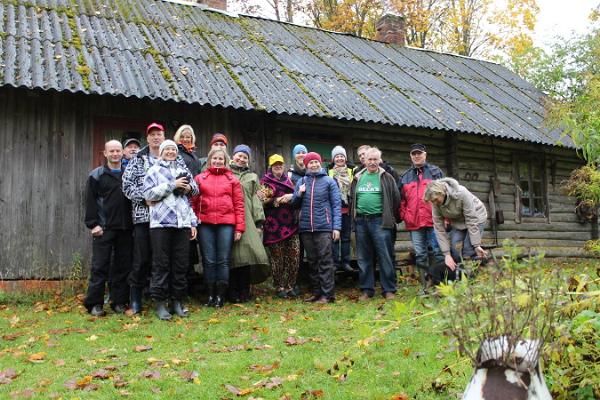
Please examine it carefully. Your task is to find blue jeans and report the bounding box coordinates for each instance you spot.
[332,213,351,266]
[450,224,485,261]
[355,216,396,296]
[409,227,444,270]
[198,224,234,284]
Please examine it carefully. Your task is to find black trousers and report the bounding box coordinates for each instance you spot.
[84,229,133,310]
[128,223,152,288]
[300,232,335,299]
[149,228,190,301]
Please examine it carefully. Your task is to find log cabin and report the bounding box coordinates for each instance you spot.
[0,0,596,279]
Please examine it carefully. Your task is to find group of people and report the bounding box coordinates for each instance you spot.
[84,121,488,319]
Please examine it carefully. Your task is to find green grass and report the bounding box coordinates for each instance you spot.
[0,278,471,399]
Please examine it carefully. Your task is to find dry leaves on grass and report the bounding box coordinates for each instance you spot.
[0,368,19,385]
[390,394,410,400]
[139,370,161,380]
[179,370,200,383]
[64,376,99,391]
[300,389,324,399]
[249,361,280,374]
[134,345,152,352]
[284,336,308,346]
[27,352,46,363]
[9,388,35,398]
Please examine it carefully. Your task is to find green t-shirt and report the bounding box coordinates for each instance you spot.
[356,172,382,214]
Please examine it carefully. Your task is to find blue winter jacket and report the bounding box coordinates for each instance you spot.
[292,170,342,233]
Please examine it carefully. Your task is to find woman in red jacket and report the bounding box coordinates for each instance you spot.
[192,148,245,307]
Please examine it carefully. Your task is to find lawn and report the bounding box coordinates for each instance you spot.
[0,260,595,400]
[0,278,470,400]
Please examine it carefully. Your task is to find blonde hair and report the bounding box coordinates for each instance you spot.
[173,125,196,145]
[357,145,371,155]
[423,180,447,202]
[207,148,230,168]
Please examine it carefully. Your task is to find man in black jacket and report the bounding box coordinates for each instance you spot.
[84,140,133,316]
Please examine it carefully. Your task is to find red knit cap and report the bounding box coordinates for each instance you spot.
[210,133,228,146]
[303,152,322,167]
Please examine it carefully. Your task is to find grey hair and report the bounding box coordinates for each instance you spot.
[365,146,382,159]
[423,180,447,202]
[357,144,371,154]
[173,124,196,145]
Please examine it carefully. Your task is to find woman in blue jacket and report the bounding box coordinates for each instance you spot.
[292,152,341,303]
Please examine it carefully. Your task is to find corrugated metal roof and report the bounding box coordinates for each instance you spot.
[0,0,571,147]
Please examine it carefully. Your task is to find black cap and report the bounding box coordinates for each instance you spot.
[410,143,426,153]
[123,138,141,148]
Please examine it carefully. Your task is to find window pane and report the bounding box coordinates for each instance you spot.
[521,198,530,216]
[519,162,529,181]
[533,198,545,217]
[520,180,529,197]
[532,182,542,197]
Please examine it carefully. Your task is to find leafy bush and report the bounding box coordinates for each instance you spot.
[437,241,564,367]
[546,273,600,399]
[561,165,600,209]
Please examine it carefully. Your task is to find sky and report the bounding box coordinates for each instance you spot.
[533,0,598,47]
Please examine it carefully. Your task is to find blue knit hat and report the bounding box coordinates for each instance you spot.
[232,144,251,158]
[292,144,307,158]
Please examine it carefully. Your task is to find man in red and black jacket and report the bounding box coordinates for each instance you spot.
[399,144,445,295]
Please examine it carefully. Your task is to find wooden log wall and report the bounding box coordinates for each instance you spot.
[0,87,267,279]
[271,116,595,259]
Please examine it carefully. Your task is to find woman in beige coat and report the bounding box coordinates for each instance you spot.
[424,178,488,270]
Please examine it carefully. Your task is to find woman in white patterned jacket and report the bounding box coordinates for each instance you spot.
[143,140,198,321]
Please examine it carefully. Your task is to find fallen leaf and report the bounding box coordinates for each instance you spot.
[284,337,308,346]
[300,389,324,399]
[0,368,18,385]
[179,370,200,383]
[139,370,160,379]
[134,345,152,352]
[113,375,128,388]
[86,335,99,341]
[28,352,46,363]
[390,394,409,400]
[151,387,161,393]
[249,361,280,373]
[91,369,111,379]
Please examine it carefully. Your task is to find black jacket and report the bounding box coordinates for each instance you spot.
[177,144,201,176]
[85,165,133,230]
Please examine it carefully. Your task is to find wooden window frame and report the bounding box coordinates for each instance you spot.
[512,153,549,223]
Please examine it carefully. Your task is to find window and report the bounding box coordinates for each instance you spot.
[92,117,148,167]
[515,157,547,218]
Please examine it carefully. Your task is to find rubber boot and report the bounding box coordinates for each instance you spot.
[204,284,216,307]
[171,299,188,318]
[417,268,428,296]
[129,286,142,314]
[155,300,172,320]
[215,281,228,308]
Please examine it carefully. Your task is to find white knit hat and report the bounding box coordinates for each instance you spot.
[159,139,178,157]
[331,145,347,160]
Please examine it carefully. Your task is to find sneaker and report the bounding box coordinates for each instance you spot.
[358,292,371,301]
[89,305,105,317]
[112,304,127,314]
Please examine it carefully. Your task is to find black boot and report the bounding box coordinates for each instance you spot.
[155,300,172,320]
[171,299,188,318]
[215,281,228,308]
[204,284,217,307]
[130,286,142,314]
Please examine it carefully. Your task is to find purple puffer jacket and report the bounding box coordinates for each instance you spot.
[260,172,298,245]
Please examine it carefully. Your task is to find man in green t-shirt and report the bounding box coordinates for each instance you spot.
[350,147,400,301]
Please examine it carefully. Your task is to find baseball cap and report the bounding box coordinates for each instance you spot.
[123,138,141,148]
[410,143,426,154]
[146,122,165,135]
[268,154,285,167]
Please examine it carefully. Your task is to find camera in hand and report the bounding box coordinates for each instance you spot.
[173,172,189,196]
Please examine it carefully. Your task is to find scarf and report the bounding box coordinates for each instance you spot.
[331,165,350,204]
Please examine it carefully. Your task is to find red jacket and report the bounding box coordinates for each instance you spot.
[399,163,444,231]
[192,167,245,233]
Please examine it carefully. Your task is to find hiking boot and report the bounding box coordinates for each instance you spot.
[384,292,396,301]
[171,300,188,318]
[155,301,172,321]
[204,284,217,307]
[358,292,371,301]
[89,305,105,317]
[215,281,228,308]
[112,303,127,314]
[304,294,321,303]
[129,286,142,314]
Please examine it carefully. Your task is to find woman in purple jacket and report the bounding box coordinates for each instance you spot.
[259,154,300,299]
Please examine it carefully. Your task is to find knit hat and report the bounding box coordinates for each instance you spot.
[146,122,165,135]
[232,144,251,158]
[159,139,178,156]
[210,133,228,146]
[303,152,322,167]
[268,154,285,167]
[331,145,346,160]
[292,144,307,158]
